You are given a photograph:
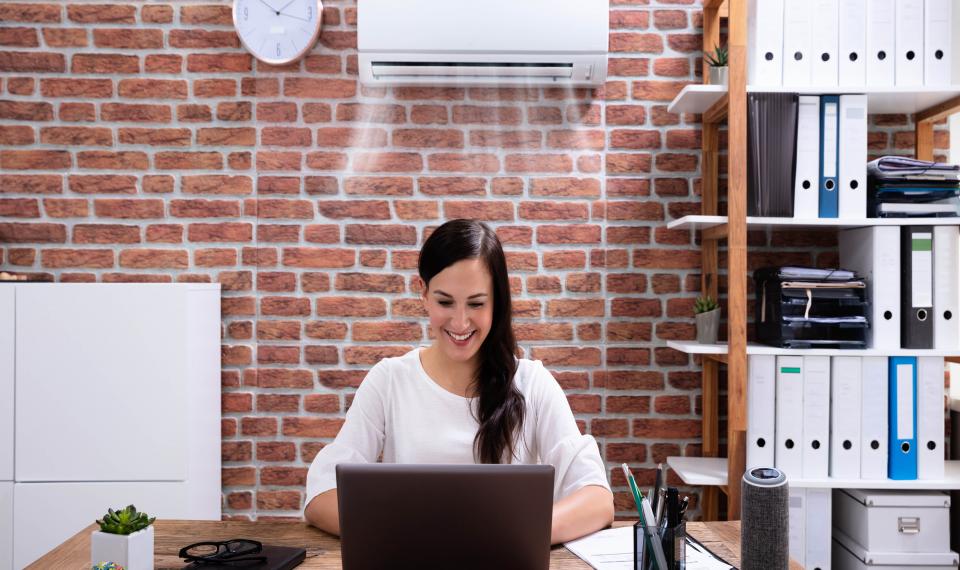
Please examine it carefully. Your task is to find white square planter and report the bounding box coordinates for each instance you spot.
[91,525,154,570]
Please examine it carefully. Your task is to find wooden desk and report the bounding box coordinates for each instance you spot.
[31,519,803,569]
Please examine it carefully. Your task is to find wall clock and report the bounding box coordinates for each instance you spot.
[233,0,323,65]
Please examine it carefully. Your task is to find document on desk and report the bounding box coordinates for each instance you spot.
[564,526,734,570]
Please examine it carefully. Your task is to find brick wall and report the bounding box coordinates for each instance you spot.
[0,0,948,520]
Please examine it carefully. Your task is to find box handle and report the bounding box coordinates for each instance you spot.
[898,517,920,535]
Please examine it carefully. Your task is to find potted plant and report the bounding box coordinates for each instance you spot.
[694,296,721,344]
[705,44,728,86]
[91,505,156,570]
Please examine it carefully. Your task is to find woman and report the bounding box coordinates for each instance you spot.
[304,219,614,544]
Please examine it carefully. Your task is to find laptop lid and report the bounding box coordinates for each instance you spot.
[336,463,554,570]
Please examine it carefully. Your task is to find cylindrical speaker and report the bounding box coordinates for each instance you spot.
[741,467,789,570]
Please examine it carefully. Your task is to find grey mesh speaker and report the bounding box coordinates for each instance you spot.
[741,467,789,570]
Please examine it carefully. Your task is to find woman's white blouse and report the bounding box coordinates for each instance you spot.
[304,348,610,506]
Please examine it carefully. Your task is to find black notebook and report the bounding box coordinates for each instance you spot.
[183,544,306,570]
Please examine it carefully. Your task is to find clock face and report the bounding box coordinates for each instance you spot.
[233,0,323,65]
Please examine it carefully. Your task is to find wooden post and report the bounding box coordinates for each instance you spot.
[702,3,722,84]
[725,0,748,521]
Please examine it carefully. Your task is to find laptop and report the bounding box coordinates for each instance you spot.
[336,463,554,570]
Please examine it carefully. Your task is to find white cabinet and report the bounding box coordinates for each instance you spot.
[0,482,11,570]
[13,482,190,570]
[1,284,221,568]
[1,287,13,482]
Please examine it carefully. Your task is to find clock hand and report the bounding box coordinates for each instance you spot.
[258,0,280,13]
[278,11,311,22]
[276,0,296,13]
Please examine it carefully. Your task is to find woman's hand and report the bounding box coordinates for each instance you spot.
[304,489,341,536]
[550,485,615,545]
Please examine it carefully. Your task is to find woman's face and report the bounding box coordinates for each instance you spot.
[422,258,494,365]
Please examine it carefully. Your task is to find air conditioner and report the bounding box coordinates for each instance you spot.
[358,0,609,87]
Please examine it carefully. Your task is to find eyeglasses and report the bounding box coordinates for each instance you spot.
[179,539,267,566]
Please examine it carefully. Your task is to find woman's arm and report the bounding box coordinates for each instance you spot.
[304,488,340,536]
[550,484,615,544]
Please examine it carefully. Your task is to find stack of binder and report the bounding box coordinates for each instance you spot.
[754,266,869,349]
[747,0,953,88]
[746,354,947,483]
[867,156,960,218]
[747,93,799,217]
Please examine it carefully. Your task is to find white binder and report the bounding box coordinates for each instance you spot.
[811,0,840,86]
[747,355,777,469]
[933,225,959,349]
[805,488,832,569]
[783,0,813,86]
[924,0,953,86]
[794,96,821,218]
[838,226,901,349]
[802,356,830,479]
[860,356,890,479]
[895,0,925,86]
[838,94,868,219]
[789,488,806,567]
[776,356,805,479]
[748,0,785,86]
[831,356,862,479]
[838,0,867,86]
[918,356,946,479]
[866,0,896,86]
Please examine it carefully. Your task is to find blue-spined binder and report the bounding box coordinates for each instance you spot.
[819,95,840,218]
[888,356,918,480]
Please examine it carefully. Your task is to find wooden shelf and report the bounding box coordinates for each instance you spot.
[666,340,960,358]
[668,84,960,115]
[667,215,960,231]
[668,456,960,490]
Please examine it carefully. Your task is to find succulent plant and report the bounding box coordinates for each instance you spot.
[704,44,728,67]
[694,296,720,314]
[96,505,155,536]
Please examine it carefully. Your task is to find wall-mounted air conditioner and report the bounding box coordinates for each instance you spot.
[358,0,609,87]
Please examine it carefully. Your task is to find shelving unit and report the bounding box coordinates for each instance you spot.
[667,340,960,358]
[674,0,960,521]
[667,457,960,491]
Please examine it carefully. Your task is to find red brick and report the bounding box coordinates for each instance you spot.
[282,247,354,268]
[101,103,171,123]
[73,224,139,244]
[529,347,601,367]
[345,224,417,245]
[40,126,111,146]
[537,224,601,244]
[0,101,53,121]
[282,417,343,438]
[0,51,64,72]
[43,198,87,217]
[469,130,541,149]
[69,174,139,195]
[118,249,187,269]
[444,200,513,221]
[610,33,663,53]
[182,175,252,195]
[336,103,405,123]
[0,27,39,47]
[187,53,252,73]
[428,153,499,173]
[305,321,348,339]
[353,322,421,342]
[43,29,87,48]
[155,151,222,170]
[393,129,463,149]
[452,105,522,125]
[505,154,572,173]
[0,150,71,170]
[93,28,162,49]
[394,87,464,101]
[284,78,355,98]
[0,4,61,23]
[316,127,387,148]
[0,125,33,145]
[6,77,34,95]
[318,200,390,220]
[41,248,113,268]
[188,222,253,242]
[141,5,173,23]
[518,201,588,221]
[67,4,135,22]
[304,152,347,171]
[411,105,448,124]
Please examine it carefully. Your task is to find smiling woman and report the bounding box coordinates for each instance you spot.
[303,219,614,545]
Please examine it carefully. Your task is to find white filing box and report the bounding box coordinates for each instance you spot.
[833,531,959,569]
[833,490,952,554]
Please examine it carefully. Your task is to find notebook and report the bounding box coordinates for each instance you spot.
[183,544,306,570]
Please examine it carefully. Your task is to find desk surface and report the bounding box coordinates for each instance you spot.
[30,519,803,569]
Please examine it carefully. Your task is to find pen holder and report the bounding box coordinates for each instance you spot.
[633,520,686,570]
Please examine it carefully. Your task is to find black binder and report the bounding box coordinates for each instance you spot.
[901,226,935,348]
[747,93,799,217]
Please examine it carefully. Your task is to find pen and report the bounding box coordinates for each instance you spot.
[651,463,664,516]
[620,463,644,521]
[621,464,667,570]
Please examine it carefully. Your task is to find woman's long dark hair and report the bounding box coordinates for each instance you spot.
[419,219,525,464]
